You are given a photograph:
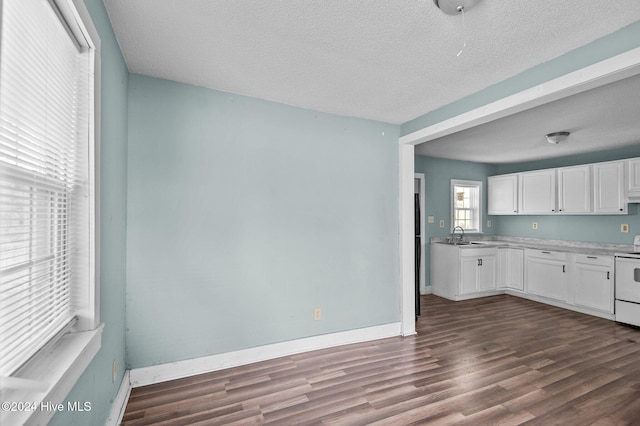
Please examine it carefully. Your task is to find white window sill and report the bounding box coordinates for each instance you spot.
[0,324,103,426]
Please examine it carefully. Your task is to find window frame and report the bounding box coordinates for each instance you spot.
[450,179,483,234]
[0,0,101,424]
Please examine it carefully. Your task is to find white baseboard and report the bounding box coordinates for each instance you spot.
[129,322,402,387]
[105,370,131,426]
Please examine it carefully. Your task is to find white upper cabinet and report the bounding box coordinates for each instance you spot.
[488,174,518,215]
[627,158,640,200]
[519,169,556,214]
[488,157,633,216]
[593,160,627,214]
[557,165,592,214]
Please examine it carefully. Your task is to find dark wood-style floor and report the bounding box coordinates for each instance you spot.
[121,295,640,425]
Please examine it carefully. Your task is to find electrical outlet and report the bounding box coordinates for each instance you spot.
[314,308,322,321]
[428,215,435,224]
[487,220,492,228]
[532,222,538,230]
[439,220,445,228]
[112,359,117,383]
[621,224,629,233]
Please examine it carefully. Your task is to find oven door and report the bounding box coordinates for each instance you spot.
[616,257,640,303]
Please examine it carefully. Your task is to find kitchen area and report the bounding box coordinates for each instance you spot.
[424,154,640,327]
[410,51,640,329]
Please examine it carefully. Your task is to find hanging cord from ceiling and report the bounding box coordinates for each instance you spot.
[456,5,466,57]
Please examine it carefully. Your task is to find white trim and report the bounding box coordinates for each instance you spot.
[399,144,417,336]
[65,0,101,332]
[129,322,402,387]
[450,179,483,234]
[106,371,131,426]
[0,325,103,426]
[414,173,426,294]
[398,47,640,337]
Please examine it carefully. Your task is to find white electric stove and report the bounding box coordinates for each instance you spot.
[615,235,640,327]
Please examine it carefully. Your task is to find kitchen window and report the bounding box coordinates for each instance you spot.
[451,179,482,233]
[0,0,101,423]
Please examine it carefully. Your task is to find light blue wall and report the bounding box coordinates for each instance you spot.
[402,21,640,136]
[50,0,128,425]
[414,155,496,285]
[492,146,640,244]
[125,74,400,368]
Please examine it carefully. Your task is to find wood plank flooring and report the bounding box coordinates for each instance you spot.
[121,295,640,425]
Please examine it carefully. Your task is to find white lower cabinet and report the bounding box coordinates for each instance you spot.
[525,250,567,301]
[460,252,496,294]
[570,254,614,314]
[497,248,524,291]
[430,243,497,300]
[432,242,615,319]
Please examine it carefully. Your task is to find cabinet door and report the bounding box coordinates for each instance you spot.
[488,174,518,215]
[593,161,626,214]
[557,165,591,214]
[477,256,496,292]
[526,252,566,301]
[459,257,478,295]
[628,158,640,195]
[519,170,556,214]
[507,249,524,291]
[497,248,508,288]
[573,260,613,313]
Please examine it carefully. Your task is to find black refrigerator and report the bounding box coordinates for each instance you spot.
[415,193,421,319]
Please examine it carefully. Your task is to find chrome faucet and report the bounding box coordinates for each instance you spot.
[452,226,465,244]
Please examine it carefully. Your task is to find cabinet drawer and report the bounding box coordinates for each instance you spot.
[526,249,566,261]
[574,254,612,267]
[459,247,497,257]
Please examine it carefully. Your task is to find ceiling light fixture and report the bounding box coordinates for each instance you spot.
[432,0,481,15]
[545,131,571,145]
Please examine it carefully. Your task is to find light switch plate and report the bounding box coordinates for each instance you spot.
[622,224,629,233]
[439,220,445,228]
[428,215,435,224]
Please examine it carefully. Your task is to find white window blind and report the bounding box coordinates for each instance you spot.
[0,0,91,377]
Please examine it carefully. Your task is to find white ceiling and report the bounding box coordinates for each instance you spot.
[103,0,640,163]
[415,72,640,163]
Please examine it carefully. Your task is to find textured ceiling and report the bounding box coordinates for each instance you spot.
[414,73,640,163]
[104,0,640,125]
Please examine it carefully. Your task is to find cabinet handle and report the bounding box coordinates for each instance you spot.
[478,259,483,266]
[562,265,566,273]
[541,251,551,254]
[587,256,597,259]
[607,271,610,280]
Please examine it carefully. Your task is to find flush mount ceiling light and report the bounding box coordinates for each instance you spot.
[545,131,571,145]
[433,0,481,15]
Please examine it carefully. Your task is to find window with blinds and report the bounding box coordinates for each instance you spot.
[0,0,92,377]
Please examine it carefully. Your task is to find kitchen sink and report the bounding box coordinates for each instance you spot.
[439,240,471,245]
